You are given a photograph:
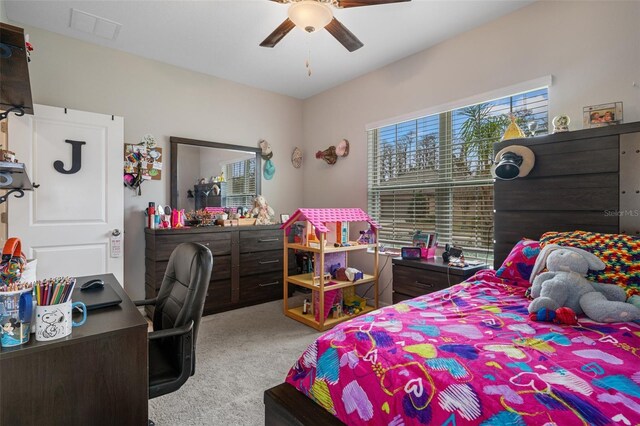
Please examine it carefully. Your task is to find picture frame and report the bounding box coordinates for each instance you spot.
[583,102,623,128]
[280,214,290,223]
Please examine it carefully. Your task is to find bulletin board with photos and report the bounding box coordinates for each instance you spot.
[123,144,163,181]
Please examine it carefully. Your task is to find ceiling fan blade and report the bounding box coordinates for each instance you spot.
[260,18,296,48]
[337,0,411,8]
[325,18,363,52]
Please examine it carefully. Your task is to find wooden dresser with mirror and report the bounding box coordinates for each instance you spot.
[145,137,290,317]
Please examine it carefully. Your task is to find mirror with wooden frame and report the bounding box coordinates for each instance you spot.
[170,137,261,212]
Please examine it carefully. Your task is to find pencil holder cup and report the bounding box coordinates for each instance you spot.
[35,300,86,342]
[0,288,33,347]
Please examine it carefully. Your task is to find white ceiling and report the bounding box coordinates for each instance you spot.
[4,0,533,99]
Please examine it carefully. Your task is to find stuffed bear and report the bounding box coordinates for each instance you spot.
[528,244,640,323]
[251,195,275,225]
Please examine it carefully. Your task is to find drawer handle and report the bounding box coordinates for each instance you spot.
[258,238,280,242]
[415,281,434,288]
[258,259,280,265]
[259,281,280,287]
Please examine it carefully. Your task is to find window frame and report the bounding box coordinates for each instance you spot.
[367,86,549,261]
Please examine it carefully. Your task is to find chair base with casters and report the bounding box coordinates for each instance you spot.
[134,242,213,424]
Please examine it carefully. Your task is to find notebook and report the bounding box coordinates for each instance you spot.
[72,279,123,311]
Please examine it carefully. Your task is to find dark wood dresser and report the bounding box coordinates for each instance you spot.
[392,257,488,303]
[145,224,291,317]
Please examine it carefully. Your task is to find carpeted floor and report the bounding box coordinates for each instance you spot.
[148,298,321,425]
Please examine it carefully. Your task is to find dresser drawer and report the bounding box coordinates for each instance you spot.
[393,265,450,298]
[392,292,415,304]
[239,250,283,277]
[148,255,232,290]
[239,271,283,302]
[150,232,231,260]
[204,279,233,313]
[239,229,283,253]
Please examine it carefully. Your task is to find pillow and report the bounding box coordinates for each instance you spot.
[496,239,541,285]
[540,230,640,296]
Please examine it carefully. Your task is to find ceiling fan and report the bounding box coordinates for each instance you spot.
[260,0,411,52]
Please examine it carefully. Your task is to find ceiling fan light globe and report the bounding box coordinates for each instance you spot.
[288,1,333,33]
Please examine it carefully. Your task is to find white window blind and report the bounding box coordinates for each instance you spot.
[367,88,549,261]
[224,158,256,209]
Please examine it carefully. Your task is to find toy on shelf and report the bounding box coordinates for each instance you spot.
[357,229,376,245]
[343,287,366,315]
[344,267,363,282]
[312,273,332,286]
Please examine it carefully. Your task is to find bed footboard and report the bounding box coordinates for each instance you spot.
[264,383,345,426]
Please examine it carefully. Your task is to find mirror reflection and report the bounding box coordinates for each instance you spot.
[173,141,259,212]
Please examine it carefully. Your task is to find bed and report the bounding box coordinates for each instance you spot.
[264,123,640,425]
[280,268,640,425]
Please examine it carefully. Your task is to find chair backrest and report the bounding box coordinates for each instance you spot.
[153,242,213,346]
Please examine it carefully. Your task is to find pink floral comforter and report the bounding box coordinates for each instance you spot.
[286,270,640,425]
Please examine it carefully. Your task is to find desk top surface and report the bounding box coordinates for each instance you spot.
[0,274,147,359]
[392,257,489,276]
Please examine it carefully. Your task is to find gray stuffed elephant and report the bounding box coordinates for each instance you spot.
[528,244,640,323]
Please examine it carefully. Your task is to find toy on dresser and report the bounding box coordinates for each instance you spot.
[251,195,275,225]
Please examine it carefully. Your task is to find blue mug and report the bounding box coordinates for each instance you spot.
[0,289,33,347]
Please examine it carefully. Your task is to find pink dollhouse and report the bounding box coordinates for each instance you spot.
[280,208,380,331]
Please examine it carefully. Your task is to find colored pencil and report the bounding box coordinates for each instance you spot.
[64,278,76,302]
[58,283,67,304]
[52,283,63,305]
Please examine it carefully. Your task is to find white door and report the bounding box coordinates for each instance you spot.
[8,105,124,285]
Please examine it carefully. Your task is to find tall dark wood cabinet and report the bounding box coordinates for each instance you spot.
[145,225,291,317]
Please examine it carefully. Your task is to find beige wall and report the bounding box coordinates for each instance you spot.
[301,0,640,305]
[18,26,303,299]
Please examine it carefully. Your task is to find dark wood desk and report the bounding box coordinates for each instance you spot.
[0,274,148,425]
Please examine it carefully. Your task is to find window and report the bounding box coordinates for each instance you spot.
[224,158,256,209]
[367,88,549,261]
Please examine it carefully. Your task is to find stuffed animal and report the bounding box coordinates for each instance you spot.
[251,195,275,225]
[528,244,640,323]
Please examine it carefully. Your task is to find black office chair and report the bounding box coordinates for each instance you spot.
[135,242,213,400]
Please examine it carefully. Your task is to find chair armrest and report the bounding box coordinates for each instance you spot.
[148,321,193,341]
[134,297,157,307]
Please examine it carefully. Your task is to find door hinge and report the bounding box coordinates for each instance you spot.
[0,212,7,224]
[0,121,6,134]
